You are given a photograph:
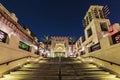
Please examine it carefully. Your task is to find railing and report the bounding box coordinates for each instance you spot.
[0,55,35,65]
[59,57,61,80]
[88,56,120,66]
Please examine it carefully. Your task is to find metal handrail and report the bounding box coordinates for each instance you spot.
[88,56,120,66]
[59,57,61,80]
[0,55,32,65]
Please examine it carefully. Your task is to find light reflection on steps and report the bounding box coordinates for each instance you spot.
[0,58,120,80]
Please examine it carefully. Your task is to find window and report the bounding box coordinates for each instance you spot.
[90,43,101,52]
[99,10,105,19]
[82,19,87,27]
[94,8,99,18]
[19,41,30,51]
[100,22,108,31]
[112,31,120,44]
[82,36,85,42]
[0,30,8,43]
[87,28,92,37]
[88,12,92,21]
[86,16,89,25]
[115,35,120,43]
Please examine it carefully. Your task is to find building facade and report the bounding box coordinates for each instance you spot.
[76,5,120,56]
[43,36,76,57]
[77,5,110,54]
[0,3,39,53]
[50,36,69,57]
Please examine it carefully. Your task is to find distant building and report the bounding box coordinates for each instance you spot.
[50,36,69,57]
[43,36,76,57]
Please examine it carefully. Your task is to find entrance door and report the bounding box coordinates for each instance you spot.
[55,52,65,57]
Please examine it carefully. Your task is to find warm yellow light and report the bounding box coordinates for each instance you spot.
[18,63,20,66]
[27,59,30,62]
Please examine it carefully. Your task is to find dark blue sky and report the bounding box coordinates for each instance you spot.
[0,0,120,41]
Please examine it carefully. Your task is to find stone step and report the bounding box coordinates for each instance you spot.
[10,71,59,75]
[17,68,104,72]
[2,74,117,80]
[61,71,110,75]
[3,73,116,78]
[10,71,109,76]
[23,64,98,68]
[23,66,98,69]
[1,77,120,80]
[25,63,95,66]
[0,58,119,80]
[3,75,58,79]
[62,77,120,80]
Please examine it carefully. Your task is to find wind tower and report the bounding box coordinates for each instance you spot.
[83,5,110,47]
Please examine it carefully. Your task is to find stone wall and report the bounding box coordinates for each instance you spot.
[0,35,39,77]
[82,35,120,77]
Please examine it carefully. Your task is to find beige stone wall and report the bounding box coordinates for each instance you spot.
[84,19,110,45]
[0,57,39,77]
[0,35,39,77]
[0,35,38,64]
[82,36,120,76]
[0,3,39,77]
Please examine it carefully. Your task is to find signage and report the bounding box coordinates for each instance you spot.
[112,31,120,44]
[90,43,101,52]
[19,41,30,51]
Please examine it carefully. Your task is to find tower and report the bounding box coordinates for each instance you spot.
[83,5,111,47]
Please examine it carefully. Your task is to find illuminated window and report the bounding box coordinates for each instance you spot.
[112,32,120,44]
[19,41,30,51]
[115,35,120,43]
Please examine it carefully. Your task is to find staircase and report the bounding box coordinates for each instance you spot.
[0,58,119,80]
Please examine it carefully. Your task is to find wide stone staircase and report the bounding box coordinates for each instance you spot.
[0,58,120,80]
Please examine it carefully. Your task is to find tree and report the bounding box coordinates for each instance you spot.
[69,37,75,53]
[43,35,51,50]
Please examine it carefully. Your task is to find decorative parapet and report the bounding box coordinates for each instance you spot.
[0,3,18,22]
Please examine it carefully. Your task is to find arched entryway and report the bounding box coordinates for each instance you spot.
[53,43,66,57]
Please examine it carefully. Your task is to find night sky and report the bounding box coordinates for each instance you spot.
[0,0,120,41]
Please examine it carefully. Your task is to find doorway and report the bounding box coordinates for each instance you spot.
[55,52,65,57]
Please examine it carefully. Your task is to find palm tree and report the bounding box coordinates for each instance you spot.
[43,35,51,50]
[69,36,75,53]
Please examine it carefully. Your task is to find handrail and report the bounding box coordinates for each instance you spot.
[0,56,31,65]
[86,56,120,66]
[59,57,61,80]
